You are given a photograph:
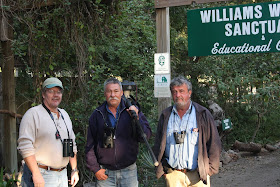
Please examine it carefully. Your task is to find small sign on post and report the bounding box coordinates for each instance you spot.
[154,74,171,97]
[222,118,232,131]
[154,53,171,98]
[154,53,170,74]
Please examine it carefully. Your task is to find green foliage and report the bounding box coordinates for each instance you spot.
[0,168,18,187]
[137,145,165,187]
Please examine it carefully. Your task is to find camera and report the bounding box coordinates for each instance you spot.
[173,131,186,144]
[103,127,114,148]
[122,80,136,92]
[63,139,74,157]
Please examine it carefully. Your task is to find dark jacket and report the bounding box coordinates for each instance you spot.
[85,99,151,173]
[153,102,221,183]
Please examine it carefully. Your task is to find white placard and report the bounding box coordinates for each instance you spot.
[154,53,170,74]
[154,74,171,98]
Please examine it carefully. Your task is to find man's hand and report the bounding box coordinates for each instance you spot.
[70,170,79,187]
[127,105,139,119]
[32,172,45,187]
[23,155,45,187]
[95,169,108,181]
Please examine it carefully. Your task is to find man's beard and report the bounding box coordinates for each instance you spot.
[175,99,190,109]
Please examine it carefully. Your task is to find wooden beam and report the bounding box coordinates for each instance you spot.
[21,0,59,10]
[156,8,171,117]
[0,110,23,119]
[0,0,60,11]
[233,140,262,153]
[156,8,170,55]
[1,15,18,173]
[155,0,231,8]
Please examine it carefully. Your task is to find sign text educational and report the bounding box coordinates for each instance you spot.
[188,1,280,56]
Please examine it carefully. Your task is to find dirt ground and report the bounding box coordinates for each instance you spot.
[211,148,280,187]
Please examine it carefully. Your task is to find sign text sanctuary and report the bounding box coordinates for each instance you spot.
[188,2,280,57]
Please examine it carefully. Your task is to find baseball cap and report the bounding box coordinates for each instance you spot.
[42,77,63,89]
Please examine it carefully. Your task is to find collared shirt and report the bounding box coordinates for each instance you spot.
[165,102,199,170]
[106,104,120,127]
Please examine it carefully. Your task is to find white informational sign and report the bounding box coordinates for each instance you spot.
[154,53,170,74]
[154,74,171,98]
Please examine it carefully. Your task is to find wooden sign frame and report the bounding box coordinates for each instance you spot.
[155,0,230,8]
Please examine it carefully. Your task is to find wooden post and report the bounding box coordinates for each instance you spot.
[0,72,3,168]
[1,14,18,173]
[156,8,171,117]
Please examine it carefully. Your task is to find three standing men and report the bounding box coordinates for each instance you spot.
[153,76,221,187]
[17,75,220,186]
[85,78,152,187]
[18,77,79,187]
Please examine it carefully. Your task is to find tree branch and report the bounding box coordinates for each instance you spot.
[0,109,23,118]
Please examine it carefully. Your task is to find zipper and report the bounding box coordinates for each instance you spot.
[96,105,126,169]
[113,106,126,168]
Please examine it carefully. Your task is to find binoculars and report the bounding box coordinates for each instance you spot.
[63,139,74,157]
[174,131,186,144]
[103,127,115,148]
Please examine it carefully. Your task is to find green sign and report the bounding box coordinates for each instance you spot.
[222,118,232,131]
[188,1,280,57]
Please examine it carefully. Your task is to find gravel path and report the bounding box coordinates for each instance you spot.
[211,148,280,187]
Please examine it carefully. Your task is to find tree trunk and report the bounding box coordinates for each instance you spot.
[1,14,18,173]
[251,113,261,142]
[233,140,262,153]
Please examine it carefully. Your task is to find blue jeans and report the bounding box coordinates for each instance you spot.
[21,164,68,187]
[96,163,139,187]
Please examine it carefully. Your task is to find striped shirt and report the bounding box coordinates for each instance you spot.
[165,102,199,170]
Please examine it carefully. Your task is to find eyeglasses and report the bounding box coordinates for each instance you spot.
[46,89,63,95]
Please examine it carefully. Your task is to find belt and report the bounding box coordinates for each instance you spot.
[174,168,192,174]
[38,164,66,172]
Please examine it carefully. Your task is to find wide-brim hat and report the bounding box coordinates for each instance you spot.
[42,77,63,89]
